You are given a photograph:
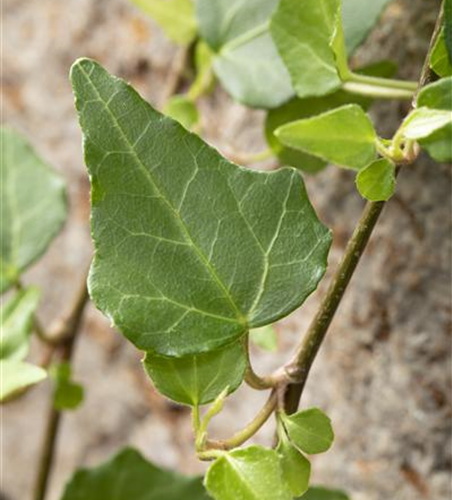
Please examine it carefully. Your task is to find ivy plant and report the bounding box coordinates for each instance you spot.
[2,1,449,500]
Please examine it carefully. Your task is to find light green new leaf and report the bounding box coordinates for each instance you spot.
[195,0,293,108]
[299,486,350,500]
[143,340,246,406]
[277,428,311,497]
[265,61,396,172]
[60,447,209,500]
[0,287,40,360]
[0,128,67,293]
[51,362,84,411]
[250,324,278,351]
[163,95,199,130]
[70,58,332,357]
[205,446,292,500]
[0,360,47,402]
[342,0,393,53]
[356,159,395,202]
[430,28,452,77]
[416,77,452,162]
[275,104,377,170]
[400,108,452,140]
[129,0,197,45]
[282,408,334,455]
[271,0,345,99]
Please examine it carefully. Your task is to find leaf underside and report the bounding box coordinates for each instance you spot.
[71,58,331,357]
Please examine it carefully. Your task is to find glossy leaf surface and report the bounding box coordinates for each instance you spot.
[143,340,246,406]
[71,58,332,357]
[271,0,343,98]
[275,105,377,170]
[205,446,292,500]
[129,0,197,45]
[0,360,47,402]
[0,287,40,360]
[417,77,452,161]
[300,486,350,500]
[195,0,293,108]
[0,128,67,293]
[265,62,395,171]
[60,447,209,500]
[356,159,395,202]
[277,429,311,497]
[282,408,334,455]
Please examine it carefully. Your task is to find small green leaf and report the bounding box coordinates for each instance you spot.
[271,0,344,98]
[70,58,332,357]
[0,360,47,402]
[430,29,452,78]
[275,104,377,170]
[60,447,209,500]
[0,128,67,293]
[342,0,393,53]
[195,0,293,108]
[0,287,40,360]
[277,426,311,497]
[299,486,351,500]
[356,159,396,202]
[416,77,452,162]
[129,0,197,45]
[282,408,334,455]
[51,362,84,411]
[265,61,395,172]
[143,340,246,406]
[400,108,452,140]
[250,325,278,351]
[205,446,292,500]
[163,95,199,130]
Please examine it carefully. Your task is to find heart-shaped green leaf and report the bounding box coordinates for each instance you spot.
[281,408,334,455]
[60,447,209,500]
[270,0,345,99]
[275,104,377,170]
[356,159,396,202]
[143,340,246,406]
[129,0,197,45]
[205,446,292,500]
[277,426,311,497]
[70,58,332,357]
[0,287,40,360]
[195,0,293,108]
[0,360,47,402]
[0,128,67,293]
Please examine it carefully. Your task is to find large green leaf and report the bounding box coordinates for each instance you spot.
[0,128,67,293]
[416,77,452,161]
[270,0,344,99]
[0,287,40,360]
[277,427,311,497]
[143,340,246,406]
[0,360,47,402]
[265,61,396,172]
[205,446,292,500]
[60,447,209,500]
[275,104,377,170]
[129,0,197,45]
[356,159,396,202]
[70,58,332,357]
[299,486,350,500]
[195,0,293,108]
[342,0,393,52]
[281,408,334,455]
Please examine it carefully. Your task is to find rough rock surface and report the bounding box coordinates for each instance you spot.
[2,0,451,499]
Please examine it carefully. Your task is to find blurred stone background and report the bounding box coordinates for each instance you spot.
[2,0,451,499]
